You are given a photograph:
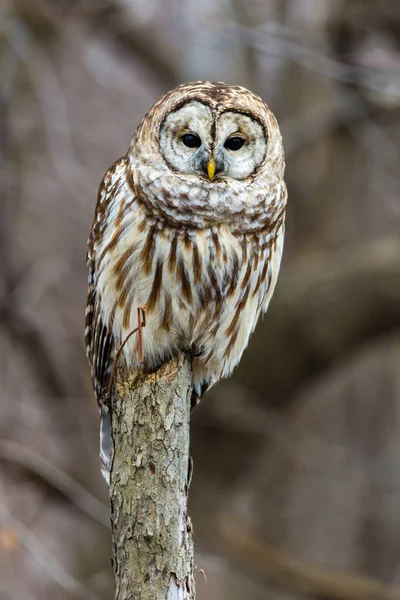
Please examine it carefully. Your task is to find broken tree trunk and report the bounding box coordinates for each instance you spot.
[110,354,195,600]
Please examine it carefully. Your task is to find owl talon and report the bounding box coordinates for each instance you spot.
[137,306,146,364]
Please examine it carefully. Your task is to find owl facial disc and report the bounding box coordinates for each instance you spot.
[159,100,268,181]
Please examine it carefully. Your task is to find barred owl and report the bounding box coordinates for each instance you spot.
[86,81,287,480]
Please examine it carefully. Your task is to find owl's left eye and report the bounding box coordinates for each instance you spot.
[181,133,201,148]
[225,136,245,151]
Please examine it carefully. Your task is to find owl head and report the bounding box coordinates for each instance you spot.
[129,82,286,229]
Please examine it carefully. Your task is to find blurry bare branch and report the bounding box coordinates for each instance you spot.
[241,236,400,403]
[219,519,400,600]
[0,308,70,398]
[282,96,343,156]
[227,0,258,90]
[1,14,95,211]
[91,2,180,89]
[0,502,101,600]
[233,23,400,102]
[193,383,296,469]
[0,37,20,298]
[0,440,109,527]
[0,29,70,401]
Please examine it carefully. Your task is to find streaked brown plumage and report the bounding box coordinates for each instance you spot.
[86,81,287,480]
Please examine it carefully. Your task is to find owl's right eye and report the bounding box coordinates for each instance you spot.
[181,133,201,148]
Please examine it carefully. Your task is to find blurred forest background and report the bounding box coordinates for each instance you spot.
[1,0,400,598]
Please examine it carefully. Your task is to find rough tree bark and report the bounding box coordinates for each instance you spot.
[110,354,195,600]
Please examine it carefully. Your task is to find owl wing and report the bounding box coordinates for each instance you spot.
[86,260,114,400]
[259,221,285,315]
[86,257,114,482]
[86,157,128,482]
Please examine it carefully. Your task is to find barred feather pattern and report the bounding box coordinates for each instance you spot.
[86,82,287,480]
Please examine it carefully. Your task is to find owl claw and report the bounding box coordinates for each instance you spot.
[137,306,146,363]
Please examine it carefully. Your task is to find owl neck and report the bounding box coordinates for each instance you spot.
[127,159,285,234]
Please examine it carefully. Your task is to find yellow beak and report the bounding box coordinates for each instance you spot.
[207,157,216,181]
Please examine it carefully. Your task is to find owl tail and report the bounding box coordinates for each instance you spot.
[100,408,112,484]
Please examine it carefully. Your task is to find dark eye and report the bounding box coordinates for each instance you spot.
[225,136,245,151]
[181,133,201,148]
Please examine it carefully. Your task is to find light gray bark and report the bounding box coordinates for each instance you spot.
[110,354,195,600]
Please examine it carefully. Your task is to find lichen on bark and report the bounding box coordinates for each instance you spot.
[110,354,195,600]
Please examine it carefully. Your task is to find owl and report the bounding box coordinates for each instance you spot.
[86,81,287,480]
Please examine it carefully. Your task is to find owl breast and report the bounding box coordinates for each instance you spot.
[95,192,284,391]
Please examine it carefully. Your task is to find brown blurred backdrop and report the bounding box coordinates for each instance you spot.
[1,1,400,598]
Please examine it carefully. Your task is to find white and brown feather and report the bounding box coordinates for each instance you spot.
[86,81,287,477]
